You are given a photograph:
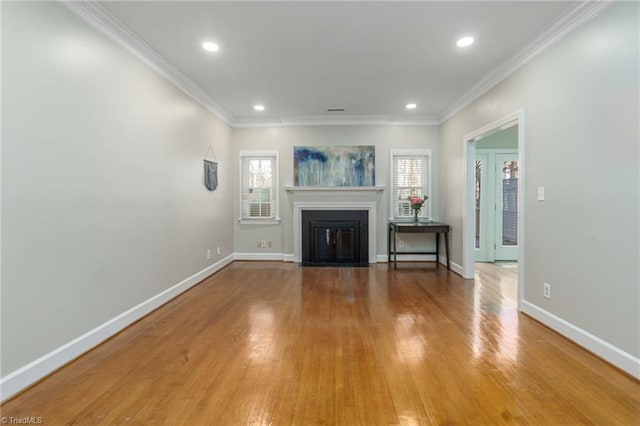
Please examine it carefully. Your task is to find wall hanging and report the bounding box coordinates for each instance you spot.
[203,145,218,191]
[293,146,375,187]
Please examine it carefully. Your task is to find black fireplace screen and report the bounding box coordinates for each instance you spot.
[301,210,368,266]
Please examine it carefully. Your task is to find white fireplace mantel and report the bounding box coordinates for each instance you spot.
[285,186,384,192]
[293,201,377,264]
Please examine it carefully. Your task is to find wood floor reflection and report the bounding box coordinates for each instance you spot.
[2,261,639,425]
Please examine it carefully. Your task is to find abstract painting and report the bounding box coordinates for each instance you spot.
[294,146,375,187]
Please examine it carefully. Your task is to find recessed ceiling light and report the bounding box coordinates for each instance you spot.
[406,103,417,110]
[202,41,220,52]
[254,104,265,111]
[456,37,474,48]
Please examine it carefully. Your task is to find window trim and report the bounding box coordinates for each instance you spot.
[238,150,280,224]
[389,149,432,221]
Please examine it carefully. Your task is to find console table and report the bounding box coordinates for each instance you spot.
[388,221,450,270]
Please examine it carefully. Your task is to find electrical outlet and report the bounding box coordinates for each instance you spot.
[268,240,272,248]
[543,283,551,299]
[260,240,267,248]
[399,240,405,248]
[217,247,221,255]
[206,250,211,260]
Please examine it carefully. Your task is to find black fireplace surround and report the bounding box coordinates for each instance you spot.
[301,210,369,267]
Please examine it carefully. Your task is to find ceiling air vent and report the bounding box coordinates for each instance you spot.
[326,108,345,112]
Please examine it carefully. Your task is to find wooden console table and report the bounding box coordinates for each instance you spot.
[388,221,450,270]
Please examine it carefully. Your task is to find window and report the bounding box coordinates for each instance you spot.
[239,151,279,223]
[390,149,431,220]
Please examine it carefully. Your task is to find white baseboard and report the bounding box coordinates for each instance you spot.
[448,259,464,277]
[283,254,295,262]
[233,252,285,261]
[385,254,438,261]
[0,254,234,402]
[377,254,463,276]
[521,300,640,379]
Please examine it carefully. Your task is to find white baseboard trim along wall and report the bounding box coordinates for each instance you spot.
[0,254,235,402]
[10,254,632,402]
[237,253,461,274]
[447,259,464,277]
[521,300,640,379]
[233,252,287,261]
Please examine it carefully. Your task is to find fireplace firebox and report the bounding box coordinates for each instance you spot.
[301,210,368,266]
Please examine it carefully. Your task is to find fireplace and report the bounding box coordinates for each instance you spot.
[291,200,378,264]
[301,210,369,266]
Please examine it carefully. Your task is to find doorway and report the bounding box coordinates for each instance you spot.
[474,126,519,262]
[463,110,525,311]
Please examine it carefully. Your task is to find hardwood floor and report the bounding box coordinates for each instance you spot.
[2,261,638,425]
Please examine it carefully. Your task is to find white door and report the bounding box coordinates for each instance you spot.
[495,154,519,260]
[474,154,493,262]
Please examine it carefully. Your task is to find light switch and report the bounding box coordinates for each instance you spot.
[537,186,545,201]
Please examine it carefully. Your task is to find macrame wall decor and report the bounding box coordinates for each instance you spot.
[203,145,218,191]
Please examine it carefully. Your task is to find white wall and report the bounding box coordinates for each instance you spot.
[1,0,234,385]
[232,125,440,258]
[440,2,639,368]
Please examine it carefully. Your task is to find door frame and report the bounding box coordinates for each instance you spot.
[462,109,526,311]
[494,152,519,261]
[474,152,492,262]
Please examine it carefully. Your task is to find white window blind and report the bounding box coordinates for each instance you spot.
[240,152,278,221]
[390,151,431,219]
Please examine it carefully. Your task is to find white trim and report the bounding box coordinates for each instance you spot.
[448,260,464,277]
[462,109,525,313]
[283,254,295,262]
[474,148,519,262]
[238,218,281,225]
[62,1,234,125]
[239,151,280,223]
[232,116,440,128]
[239,150,279,157]
[284,186,384,193]
[293,201,377,264]
[233,252,286,261]
[389,149,433,221]
[439,1,611,122]
[0,254,234,402]
[62,1,608,129]
[376,254,389,263]
[389,254,438,262]
[279,115,440,127]
[521,301,640,379]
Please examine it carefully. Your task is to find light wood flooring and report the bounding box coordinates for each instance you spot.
[2,261,638,424]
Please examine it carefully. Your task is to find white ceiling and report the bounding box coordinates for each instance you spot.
[97,1,580,126]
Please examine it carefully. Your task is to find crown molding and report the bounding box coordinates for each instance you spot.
[61,1,436,129]
[62,1,235,125]
[280,114,439,127]
[438,0,612,123]
[232,118,284,128]
[232,114,439,128]
[63,0,609,129]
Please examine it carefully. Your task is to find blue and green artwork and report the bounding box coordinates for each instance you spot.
[294,146,375,187]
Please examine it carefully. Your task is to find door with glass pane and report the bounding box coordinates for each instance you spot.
[474,154,493,262]
[495,154,519,260]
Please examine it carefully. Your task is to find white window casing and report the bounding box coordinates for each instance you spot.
[239,150,280,224]
[389,149,432,220]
